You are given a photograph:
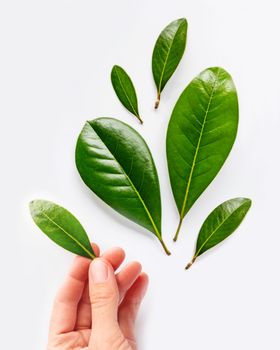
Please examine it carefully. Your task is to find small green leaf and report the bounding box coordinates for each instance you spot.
[111,65,143,124]
[186,198,252,269]
[75,117,170,255]
[166,67,239,241]
[29,200,95,259]
[152,18,188,109]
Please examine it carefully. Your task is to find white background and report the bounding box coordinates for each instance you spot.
[1,0,279,349]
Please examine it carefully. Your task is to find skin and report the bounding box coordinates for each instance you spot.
[47,244,149,350]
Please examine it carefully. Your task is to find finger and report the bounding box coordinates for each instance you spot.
[91,243,100,257]
[88,258,123,347]
[118,273,149,346]
[76,260,141,330]
[75,247,125,329]
[102,247,125,270]
[116,261,142,302]
[75,281,91,330]
[49,254,93,335]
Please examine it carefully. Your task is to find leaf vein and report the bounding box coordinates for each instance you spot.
[179,68,221,218]
[115,69,138,117]
[157,22,184,93]
[88,123,161,239]
[41,212,94,259]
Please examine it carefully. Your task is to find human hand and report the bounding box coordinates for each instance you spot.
[47,244,148,350]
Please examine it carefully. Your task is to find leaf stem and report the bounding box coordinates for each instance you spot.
[137,116,144,124]
[173,218,183,242]
[154,92,161,109]
[158,238,171,256]
[185,256,196,270]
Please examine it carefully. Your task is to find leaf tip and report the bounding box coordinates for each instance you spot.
[111,65,120,81]
[179,17,188,25]
[29,199,37,213]
[246,198,252,206]
[111,64,119,72]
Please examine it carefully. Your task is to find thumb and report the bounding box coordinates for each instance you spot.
[88,258,122,347]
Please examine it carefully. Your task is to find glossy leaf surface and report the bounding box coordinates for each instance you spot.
[75,118,170,255]
[111,65,142,123]
[186,198,252,269]
[152,18,187,108]
[29,200,95,259]
[166,67,239,241]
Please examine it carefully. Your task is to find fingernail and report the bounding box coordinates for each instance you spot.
[91,259,109,283]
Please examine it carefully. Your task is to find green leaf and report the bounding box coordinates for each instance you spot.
[111,65,143,124]
[75,117,170,255]
[29,200,95,259]
[166,67,239,241]
[152,18,188,109]
[186,198,252,269]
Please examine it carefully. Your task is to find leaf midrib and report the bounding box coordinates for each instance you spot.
[195,201,249,257]
[115,68,139,117]
[180,68,221,219]
[88,122,161,239]
[40,211,94,259]
[157,21,184,93]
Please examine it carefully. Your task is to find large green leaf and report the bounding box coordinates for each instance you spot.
[166,67,239,241]
[29,200,95,259]
[186,198,252,269]
[75,118,170,255]
[111,65,143,124]
[152,18,188,109]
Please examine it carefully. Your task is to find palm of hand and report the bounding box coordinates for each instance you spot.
[50,325,134,350]
[50,329,91,349]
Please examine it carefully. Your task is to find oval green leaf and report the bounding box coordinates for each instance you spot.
[166,67,239,241]
[186,198,252,269]
[75,117,170,255]
[29,200,95,259]
[152,18,188,108]
[111,65,142,124]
